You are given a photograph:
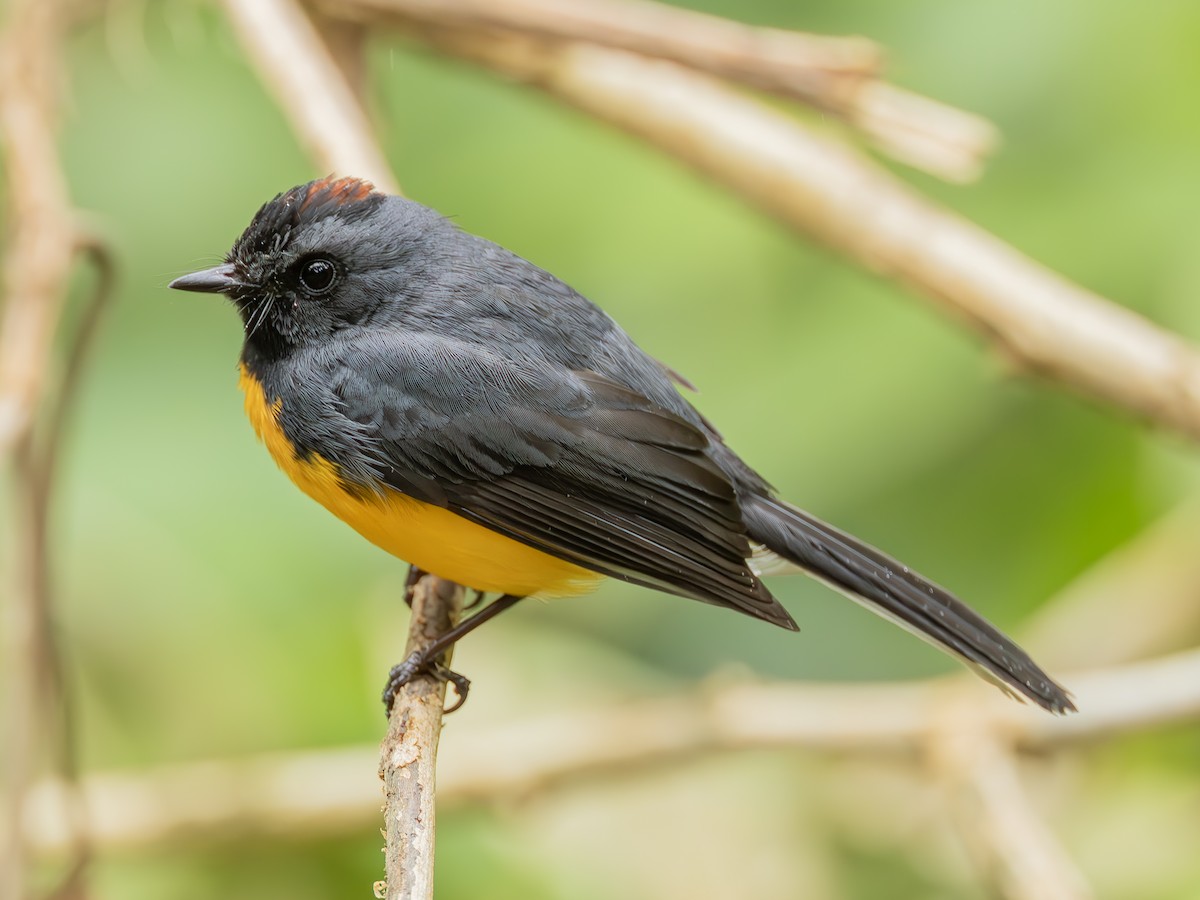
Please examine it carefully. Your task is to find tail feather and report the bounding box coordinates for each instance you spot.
[740,494,1074,714]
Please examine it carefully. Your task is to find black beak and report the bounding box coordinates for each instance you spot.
[169,263,239,294]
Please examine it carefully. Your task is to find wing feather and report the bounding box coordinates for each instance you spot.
[331,332,795,628]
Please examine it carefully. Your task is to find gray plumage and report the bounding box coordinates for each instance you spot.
[171,177,1074,714]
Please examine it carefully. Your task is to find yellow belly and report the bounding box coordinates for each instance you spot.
[239,365,602,597]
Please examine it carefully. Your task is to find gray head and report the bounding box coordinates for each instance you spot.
[170,177,454,360]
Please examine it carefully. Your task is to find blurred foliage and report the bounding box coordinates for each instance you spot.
[15,0,1200,896]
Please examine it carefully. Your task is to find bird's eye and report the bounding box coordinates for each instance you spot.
[296,257,338,294]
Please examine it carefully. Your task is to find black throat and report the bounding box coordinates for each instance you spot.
[235,291,301,368]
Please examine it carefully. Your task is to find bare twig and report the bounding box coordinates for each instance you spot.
[408,34,1200,441]
[321,0,996,181]
[326,0,879,92]
[220,0,399,192]
[378,576,465,900]
[0,0,74,451]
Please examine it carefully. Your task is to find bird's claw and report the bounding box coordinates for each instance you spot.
[382,652,471,716]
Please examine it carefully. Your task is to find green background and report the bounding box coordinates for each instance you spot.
[25,0,1200,896]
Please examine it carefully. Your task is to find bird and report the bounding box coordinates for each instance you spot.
[170,175,1073,716]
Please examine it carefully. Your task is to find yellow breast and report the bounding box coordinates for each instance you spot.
[238,364,602,598]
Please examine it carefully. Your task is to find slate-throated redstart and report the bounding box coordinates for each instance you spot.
[170,176,1073,716]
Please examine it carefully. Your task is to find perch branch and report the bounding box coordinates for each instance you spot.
[378,576,465,900]
[321,0,996,181]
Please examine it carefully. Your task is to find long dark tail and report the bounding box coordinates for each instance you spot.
[739,494,1074,714]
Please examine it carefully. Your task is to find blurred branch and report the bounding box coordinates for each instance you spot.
[221,0,399,192]
[1022,500,1200,668]
[428,644,1200,769]
[0,0,74,452]
[935,732,1093,900]
[16,232,117,900]
[378,576,465,900]
[399,33,1200,443]
[24,640,1200,857]
[320,0,997,182]
[19,470,1198,894]
[318,15,373,98]
[0,1,100,897]
[31,233,118,511]
[20,480,1200,865]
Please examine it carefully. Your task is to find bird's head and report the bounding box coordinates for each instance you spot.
[170,176,449,360]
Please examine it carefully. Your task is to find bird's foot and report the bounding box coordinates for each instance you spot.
[382,652,471,716]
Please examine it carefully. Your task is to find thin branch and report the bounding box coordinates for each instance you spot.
[0,0,74,452]
[935,732,1093,900]
[25,746,384,856]
[1021,500,1200,668]
[30,232,118,534]
[431,644,1200,774]
[1008,646,1200,747]
[378,576,465,900]
[321,0,996,181]
[850,79,997,184]
[409,33,1200,442]
[24,232,118,899]
[0,1,81,897]
[23,636,1200,858]
[6,437,43,900]
[5,218,115,900]
[220,0,399,193]
[329,0,881,80]
[21,504,1200,858]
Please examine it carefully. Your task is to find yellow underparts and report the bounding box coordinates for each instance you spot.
[239,364,602,598]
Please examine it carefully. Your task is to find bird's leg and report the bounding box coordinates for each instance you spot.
[382,593,525,715]
[402,564,429,608]
[464,588,487,611]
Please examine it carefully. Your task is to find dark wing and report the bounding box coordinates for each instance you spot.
[330,331,795,628]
